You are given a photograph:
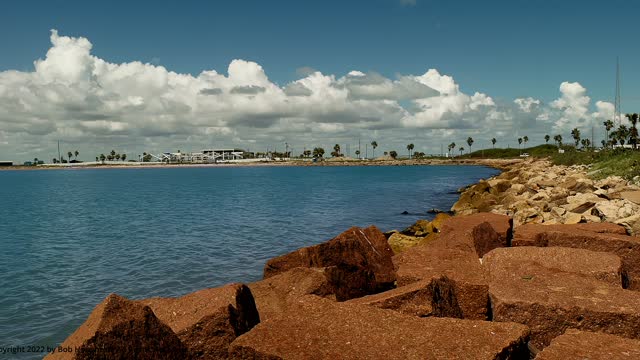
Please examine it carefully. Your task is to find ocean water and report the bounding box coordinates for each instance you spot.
[0,164,498,358]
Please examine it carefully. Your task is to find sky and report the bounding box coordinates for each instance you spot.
[1,0,640,162]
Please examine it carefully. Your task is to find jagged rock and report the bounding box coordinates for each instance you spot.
[569,201,596,214]
[229,296,530,359]
[593,199,639,221]
[249,268,334,321]
[46,294,189,360]
[616,213,640,236]
[512,223,640,290]
[139,284,260,359]
[347,279,435,317]
[486,258,640,349]
[513,207,543,226]
[620,190,640,205]
[388,232,438,254]
[563,212,583,224]
[401,219,433,236]
[536,329,640,360]
[393,243,489,320]
[263,225,396,301]
[551,207,566,217]
[436,213,512,257]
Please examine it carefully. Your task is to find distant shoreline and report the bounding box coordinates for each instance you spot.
[0,158,522,172]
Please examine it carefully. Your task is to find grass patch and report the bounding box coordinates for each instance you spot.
[465,144,560,159]
[589,151,640,180]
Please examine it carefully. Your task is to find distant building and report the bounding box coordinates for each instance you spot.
[0,161,12,166]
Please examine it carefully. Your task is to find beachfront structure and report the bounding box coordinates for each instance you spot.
[0,161,12,166]
[147,149,247,163]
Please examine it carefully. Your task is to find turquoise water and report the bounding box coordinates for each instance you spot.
[0,165,498,357]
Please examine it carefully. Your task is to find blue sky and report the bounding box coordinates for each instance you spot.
[0,0,639,160]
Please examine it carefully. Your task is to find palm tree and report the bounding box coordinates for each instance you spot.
[99,154,106,162]
[332,144,341,157]
[448,142,456,156]
[407,143,414,159]
[518,137,523,150]
[523,136,529,147]
[617,125,629,147]
[466,137,474,154]
[491,138,496,148]
[313,147,325,158]
[544,134,550,144]
[33,158,38,165]
[389,150,398,159]
[553,134,563,148]
[371,141,378,158]
[121,154,127,162]
[355,150,361,158]
[571,128,581,147]
[604,119,614,146]
[110,150,116,159]
[625,113,639,149]
[74,150,79,160]
[459,147,464,157]
[95,156,98,162]
[601,139,606,148]
[115,154,121,161]
[67,151,73,162]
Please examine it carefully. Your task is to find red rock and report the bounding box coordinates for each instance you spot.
[536,329,640,360]
[45,294,189,360]
[263,225,396,301]
[249,267,334,321]
[513,223,640,289]
[347,279,435,317]
[229,296,530,359]
[483,247,625,288]
[486,259,640,349]
[139,283,259,359]
[437,212,513,257]
[393,244,489,320]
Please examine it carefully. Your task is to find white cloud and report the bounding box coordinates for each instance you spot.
[0,30,621,161]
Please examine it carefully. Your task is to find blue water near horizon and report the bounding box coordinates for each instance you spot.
[0,165,498,358]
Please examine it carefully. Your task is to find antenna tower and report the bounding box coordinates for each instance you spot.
[614,57,622,127]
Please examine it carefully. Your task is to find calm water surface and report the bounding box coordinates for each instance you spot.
[0,165,498,358]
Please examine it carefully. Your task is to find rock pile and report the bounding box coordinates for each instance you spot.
[51,212,640,358]
[451,158,640,234]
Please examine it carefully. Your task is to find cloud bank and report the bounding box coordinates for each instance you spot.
[0,30,618,161]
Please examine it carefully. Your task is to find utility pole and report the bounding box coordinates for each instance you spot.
[57,140,61,163]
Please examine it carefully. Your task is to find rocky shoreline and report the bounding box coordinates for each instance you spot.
[452,158,640,234]
[45,158,640,359]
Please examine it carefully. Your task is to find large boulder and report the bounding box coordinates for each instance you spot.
[263,225,396,301]
[536,329,640,360]
[139,284,259,359]
[437,213,512,257]
[229,296,530,359]
[46,294,189,360]
[485,258,640,349]
[393,245,489,320]
[512,223,640,289]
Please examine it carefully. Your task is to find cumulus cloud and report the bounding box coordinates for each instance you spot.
[0,30,620,161]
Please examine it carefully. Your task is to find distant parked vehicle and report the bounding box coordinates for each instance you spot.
[520,153,530,157]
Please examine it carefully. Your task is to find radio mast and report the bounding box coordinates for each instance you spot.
[614,57,622,127]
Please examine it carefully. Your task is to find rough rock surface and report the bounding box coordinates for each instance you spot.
[46,294,189,360]
[388,232,438,254]
[436,213,512,257]
[347,279,435,317]
[393,244,489,320]
[483,246,625,288]
[249,267,334,321]
[536,329,640,360]
[512,223,640,289]
[451,159,640,230]
[139,283,260,359]
[229,296,530,360]
[486,259,640,349]
[263,225,396,301]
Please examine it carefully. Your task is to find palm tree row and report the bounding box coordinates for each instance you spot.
[99,150,127,162]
